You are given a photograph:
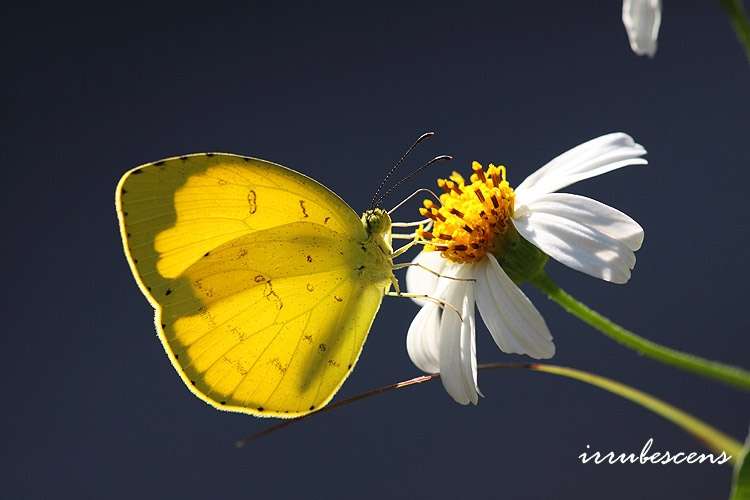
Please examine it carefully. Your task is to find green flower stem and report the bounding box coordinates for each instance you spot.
[530,272,750,391]
[238,362,742,459]
[522,363,742,459]
[730,432,750,499]
[720,0,750,62]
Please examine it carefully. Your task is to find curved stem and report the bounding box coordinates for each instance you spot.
[526,363,741,458]
[720,0,750,62]
[530,272,750,391]
[237,362,742,460]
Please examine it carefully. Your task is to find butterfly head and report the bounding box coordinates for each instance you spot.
[361,208,396,285]
[362,208,392,237]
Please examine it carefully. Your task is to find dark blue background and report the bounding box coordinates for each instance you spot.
[3,2,749,499]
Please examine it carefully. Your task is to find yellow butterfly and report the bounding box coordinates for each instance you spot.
[116,150,440,418]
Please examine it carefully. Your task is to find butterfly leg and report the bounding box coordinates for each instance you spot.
[391,233,420,240]
[391,218,432,241]
[391,233,417,240]
[385,291,463,321]
[391,218,432,228]
[391,262,475,283]
[391,237,424,258]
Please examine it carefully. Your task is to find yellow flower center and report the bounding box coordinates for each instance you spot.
[419,162,515,263]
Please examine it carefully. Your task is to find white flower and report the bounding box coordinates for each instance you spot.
[622,0,662,57]
[406,133,647,404]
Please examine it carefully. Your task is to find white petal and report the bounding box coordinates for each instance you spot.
[406,303,441,373]
[475,256,555,359]
[514,133,647,208]
[406,261,475,378]
[513,210,636,284]
[438,265,480,405]
[459,281,480,403]
[405,250,447,306]
[622,0,662,57]
[519,193,644,251]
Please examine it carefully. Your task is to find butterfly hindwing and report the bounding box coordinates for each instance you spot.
[161,223,386,416]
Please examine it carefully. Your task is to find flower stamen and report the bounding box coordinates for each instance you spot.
[471,161,486,182]
[419,162,515,263]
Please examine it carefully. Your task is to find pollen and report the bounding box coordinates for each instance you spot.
[419,162,515,263]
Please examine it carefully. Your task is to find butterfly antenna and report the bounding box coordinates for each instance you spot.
[375,155,452,207]
[369,131,435,209]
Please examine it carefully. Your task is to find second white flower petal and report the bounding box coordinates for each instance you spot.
[405,250,447,306]
[513,210,636,284]
[438,264,479,405]
[459,281,480,402]
[475,255,555,359]
[406,302,441,374]
[520,193,644,251]
[514,133,647,208]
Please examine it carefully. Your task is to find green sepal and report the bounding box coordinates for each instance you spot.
[492,225,548,284]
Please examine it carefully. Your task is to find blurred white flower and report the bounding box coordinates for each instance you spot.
[406,133,647,404]
[622,0,663,57]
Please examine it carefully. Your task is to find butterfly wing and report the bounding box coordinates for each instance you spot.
[116,154,391,417]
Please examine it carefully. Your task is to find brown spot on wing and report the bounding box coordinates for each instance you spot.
[263,281,283,310]
[247,190,257,214]
[269,357,287,374]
